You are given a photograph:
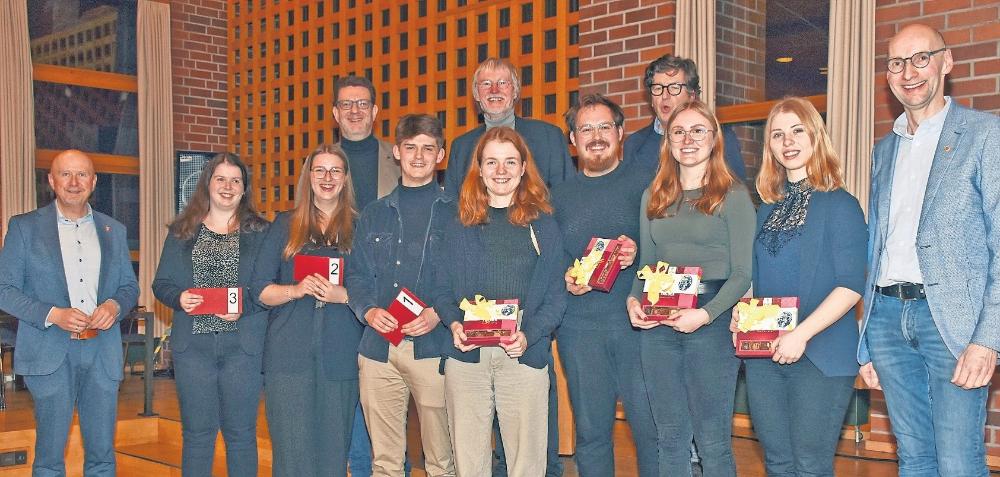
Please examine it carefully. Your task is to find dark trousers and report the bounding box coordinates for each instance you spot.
[559,327,658,477]
[641,310,740,477]
[744,357,854,477]
[173,331,263,477]
[493,353,563,477]
[265,369,359,477]
[25,341,119,477]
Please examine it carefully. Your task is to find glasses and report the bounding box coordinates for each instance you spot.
[668,126,714,143]
[475,79,513,91]
[575,122,617,137]
[886,48,947,74]
[649,82,689,97]
[311,166,346,179]
[335,99,374,111]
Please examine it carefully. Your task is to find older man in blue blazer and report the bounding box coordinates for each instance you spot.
[0,149,139,476]
[858,24,1000,476]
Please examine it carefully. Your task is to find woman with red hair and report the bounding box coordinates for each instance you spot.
[432,126,566,477]
[626,100,755,477]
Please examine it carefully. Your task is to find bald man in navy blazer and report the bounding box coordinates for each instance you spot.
[0,149,139,476]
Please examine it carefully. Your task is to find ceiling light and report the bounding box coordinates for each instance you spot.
[776,57,794,63]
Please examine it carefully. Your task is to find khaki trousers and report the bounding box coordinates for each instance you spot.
[359,341,455,477]
[444,347,549,477]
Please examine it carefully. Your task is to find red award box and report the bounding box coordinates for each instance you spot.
[382,288,427,346]
[735,297,799,358]
[639,265,703,321]
[188,287,243,315]
[581,237,624,292]
[293,255,344,285]
[462,298,520,346]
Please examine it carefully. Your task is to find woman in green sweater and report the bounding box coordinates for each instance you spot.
[626,100,755,477]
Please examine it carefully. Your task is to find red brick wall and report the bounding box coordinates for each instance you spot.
[171,0,228,152]
[869,0,1000,461]
[577,0,676,135]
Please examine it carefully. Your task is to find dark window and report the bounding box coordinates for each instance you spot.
[381,64,390,80]
[437,81,447,99]
[437,23,446,41]
[365,13,373,31]
[382,37,390,54]
[302,31,309,47]
[364,41,373,58]
[437,52,447,71]
[382,119,390,137]
[545,0,556,17]
[418,0,427,17]
[365,67,373,80]
[302,107,309,123]
[287,34,294,50]
[457,18,467,37]
[302,56,309,73]
[521,34,533,54]
[399,88,409,107]
[457,0,466,6]
[569,25,579,45]
[318,1,325,17]
[399,4,408,22]
[274,38,280,53]
[333,48,341,65]
[348,18,356,35]
[333,23,340,39]
[317,104,325,120]
[418,28,427,46]
[399,32,408,51]
[418,56,427,75]
[521,65,533,86]
[436,111,446,127]
[477,43,488,63]
[521,98,532,116]
[418,85,427,103]
[544,94,556,114]
[569,57,579,78]
[381,91,390,107]
[317,52,325,68]
[348,44,356,61]
[288,184,295,201]
[288,60,294,76]
[287,9,294,26]
[288,134,295,150]
[317,78,325,95]
[499,39,510,58]
[457,48,467,67]
[287,109,294,126]
[400,60,409,79]
[478,13,488,33]
[545,29,556,49]
[457,107,467,126]
[302,132,310,149]
[382,9,390,26]
[569,90,579,106]
[499,7,510,27]
[569,0,579,12]
[544,61,556,82]
[457,77,467,97]
[522,2,533,22]
[438,0,447,12]
[301,5,309,21]
[333,0,340,12]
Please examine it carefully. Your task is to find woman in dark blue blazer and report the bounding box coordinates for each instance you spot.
[152,153,270,477]
[731,97,867,476]
[250,144,364,477]
[433,126,566,476]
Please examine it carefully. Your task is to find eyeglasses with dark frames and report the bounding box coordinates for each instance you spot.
[886,48,947,74]
[649,82,689,97]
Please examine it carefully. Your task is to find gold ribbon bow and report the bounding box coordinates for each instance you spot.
[636,261,676,304]
[735,299,782,332]
[460,295,495,321]
[568,247,604,286]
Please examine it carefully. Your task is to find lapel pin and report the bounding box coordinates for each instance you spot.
[944,145,952,152]
[104,225,111,232]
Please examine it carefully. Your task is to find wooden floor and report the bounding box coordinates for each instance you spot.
[0,374,901,476]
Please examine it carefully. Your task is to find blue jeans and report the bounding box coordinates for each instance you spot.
[640,312,740,477]
[865,293,989,477]
[744,357,854,477]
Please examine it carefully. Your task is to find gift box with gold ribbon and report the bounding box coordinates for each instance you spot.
[460,295,521,346]
[636,261,703,321]
[568,237,623,292]
[734,297,799,358]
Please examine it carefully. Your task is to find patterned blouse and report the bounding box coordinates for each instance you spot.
[191,225,240,333]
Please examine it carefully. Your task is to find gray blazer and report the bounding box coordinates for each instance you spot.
[0,203,139,379]
[858,103,1000,364]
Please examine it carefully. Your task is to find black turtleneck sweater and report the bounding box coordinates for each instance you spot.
[341,135,380,208]
[397,180,439,287]
[478,206,536,302]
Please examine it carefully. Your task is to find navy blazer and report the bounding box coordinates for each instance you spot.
[346,186,453,362]
[0,203,139,379]
[152,225,270,356]
[623,122,747,181]
[754,189,867,377]
[859,103,1000,363]
[250,212,364,380]
[443,116,574,195]
[432,212,566,369]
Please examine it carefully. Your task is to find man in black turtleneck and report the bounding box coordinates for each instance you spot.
[347,114,455,477]
[334,75,403,477]
[333,76,401,209]
[443,57,573,197]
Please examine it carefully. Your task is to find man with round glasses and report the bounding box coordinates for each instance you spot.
[624,54,746,181]
[444,57,573,197]
[858,23,1000,476]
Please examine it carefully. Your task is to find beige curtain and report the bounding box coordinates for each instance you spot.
[674,0,716,110]
[0,0,37,243]
[827,0,875,214]
[138,0,175,335]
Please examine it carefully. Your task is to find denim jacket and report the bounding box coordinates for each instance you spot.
[346,184,455,362]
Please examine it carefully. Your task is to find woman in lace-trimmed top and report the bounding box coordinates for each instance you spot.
[731,97,867,477]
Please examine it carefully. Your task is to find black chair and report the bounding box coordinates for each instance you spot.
[0,313,17,410]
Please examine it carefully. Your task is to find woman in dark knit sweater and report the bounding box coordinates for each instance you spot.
[731,97,866,476]
[627,100,755,477]
[152,153,269,476]
[433,126,566,477]
[250,144,363,477]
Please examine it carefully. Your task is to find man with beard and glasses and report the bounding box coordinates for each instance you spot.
[446,57,570,477]
[444,57,574,196]
[624,54,746,181]
[550,94,659,477]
